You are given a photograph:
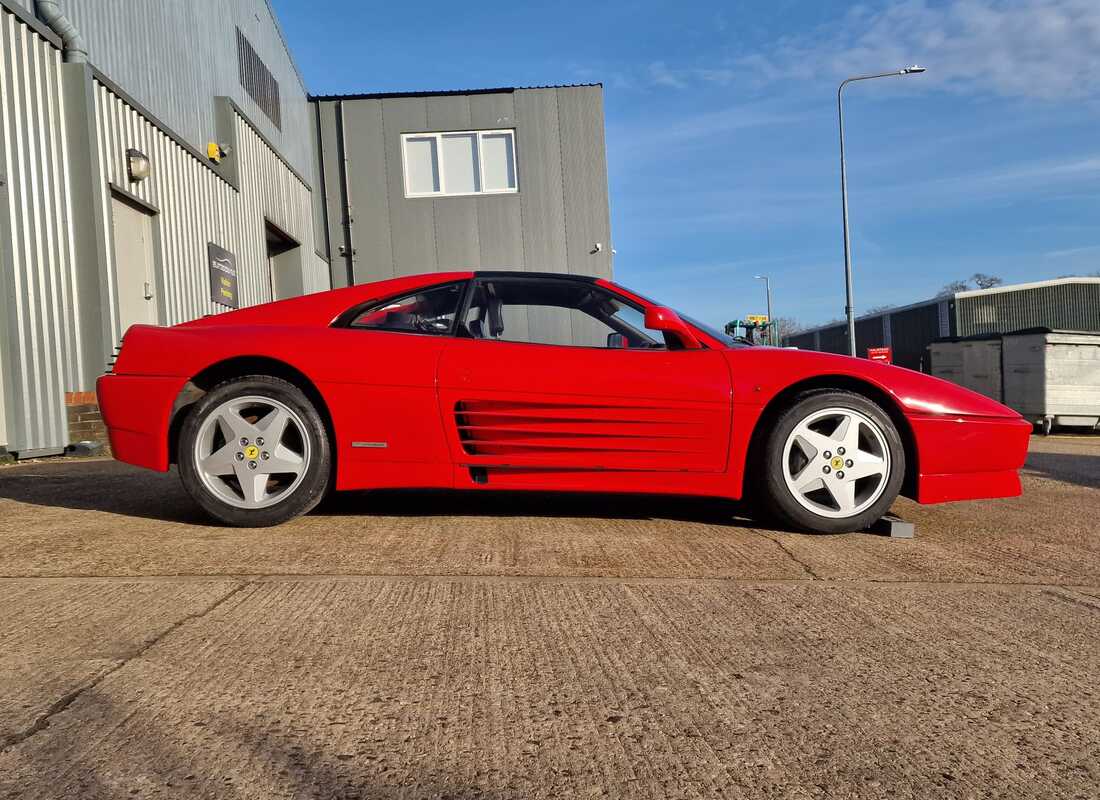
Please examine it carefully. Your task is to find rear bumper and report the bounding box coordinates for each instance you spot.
[910,414,1032,504]
[96,373,187,472]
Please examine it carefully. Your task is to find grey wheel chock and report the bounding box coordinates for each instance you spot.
[868,514,915,539]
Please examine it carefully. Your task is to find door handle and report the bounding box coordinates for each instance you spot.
[143,282,154,300]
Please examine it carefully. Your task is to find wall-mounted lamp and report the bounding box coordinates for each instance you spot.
[126,148,150,182]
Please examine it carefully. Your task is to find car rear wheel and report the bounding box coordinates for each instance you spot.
[178,375,331,527]
[757,391,905,533]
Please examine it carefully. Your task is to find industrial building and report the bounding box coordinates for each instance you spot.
[312,87,612,288]
[785,277,1100,372]
[0,0,611,457]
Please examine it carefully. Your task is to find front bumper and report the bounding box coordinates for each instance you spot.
[96,373,188,472]
[909,414,1032,504]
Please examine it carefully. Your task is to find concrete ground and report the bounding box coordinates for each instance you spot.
[0,435,1097,798]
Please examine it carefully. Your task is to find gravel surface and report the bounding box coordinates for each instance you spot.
[0,435,1097,798]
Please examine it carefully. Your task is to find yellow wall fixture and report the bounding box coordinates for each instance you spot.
[126,148,150,181]
[207,142,229,163]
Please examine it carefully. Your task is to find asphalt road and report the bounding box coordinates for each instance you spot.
[0,435,1098,799]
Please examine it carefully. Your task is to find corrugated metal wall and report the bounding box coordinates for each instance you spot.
[818,325,848,355]
[955,281,1100,337]
[92,79,326,347]
[786,282,1100,371]
[784,302,946,371]
[785,330,817,351]
[855,317,885,356]
[314,86,613,287]
[889,303,943,371]
[0,7,80,452]
[59,0,314,177]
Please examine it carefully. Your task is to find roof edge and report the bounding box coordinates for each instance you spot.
[308,83,602,102]
[953,275,1100,299]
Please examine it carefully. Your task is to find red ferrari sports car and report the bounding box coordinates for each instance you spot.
[97,271,1031,531]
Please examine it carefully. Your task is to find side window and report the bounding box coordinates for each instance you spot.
[349,283,464,335]
[460,279,665,349]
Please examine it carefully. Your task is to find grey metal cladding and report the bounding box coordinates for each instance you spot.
[955,281,1100,337]
[92,79,327,352]
[315,101,352,287]
[426,94,480,270]
[318,86,612,283]
[470,92,523,269]
[55,0,312,177]
[0,8,76,451]
[557,86,612,279]
[307,93,330,262]
[381,97,438,276]
[339,99,392,284]
[514,89,566,273]
[235,27,281,129]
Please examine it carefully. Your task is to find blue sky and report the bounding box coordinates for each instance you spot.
[274,0,1100,330]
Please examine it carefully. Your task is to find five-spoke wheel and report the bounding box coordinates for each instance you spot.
[782,407,890,519]
[758,391,904,533]
[179,376,331,526]
[194,396,311,509]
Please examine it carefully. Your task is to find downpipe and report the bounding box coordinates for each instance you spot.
[36,0,88,63]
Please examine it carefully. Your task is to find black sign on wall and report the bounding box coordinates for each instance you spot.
[207,242,239,308]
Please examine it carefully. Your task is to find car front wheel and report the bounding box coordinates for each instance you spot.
[758,390,905,533]
[178,375,331,527]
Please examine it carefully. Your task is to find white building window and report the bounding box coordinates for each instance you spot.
[401,130,518,197]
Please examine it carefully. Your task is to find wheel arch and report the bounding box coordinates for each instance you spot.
[745,374,919,500]
[167,355,337,470]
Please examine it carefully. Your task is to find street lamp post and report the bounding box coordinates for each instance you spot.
[754,275,774,345]
[838,65,925,357]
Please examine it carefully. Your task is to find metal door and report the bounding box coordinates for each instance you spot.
[110,194,157,332]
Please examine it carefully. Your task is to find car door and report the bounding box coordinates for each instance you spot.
[319,280,468,489]
[436,276,732,476]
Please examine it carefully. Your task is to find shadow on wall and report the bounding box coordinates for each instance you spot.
[0,459,755,528]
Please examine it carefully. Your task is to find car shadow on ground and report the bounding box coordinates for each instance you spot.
[317,487,760,528]
[0,460,208,524]
[1023,450,1100,490]
[0,458,764,530]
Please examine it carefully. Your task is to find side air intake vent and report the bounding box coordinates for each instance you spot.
[453,399,704,458]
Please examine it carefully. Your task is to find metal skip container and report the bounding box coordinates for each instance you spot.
[1002,331,1100,433]
[928,338,1004,403]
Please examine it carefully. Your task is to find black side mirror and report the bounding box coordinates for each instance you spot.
[606,333,627,349]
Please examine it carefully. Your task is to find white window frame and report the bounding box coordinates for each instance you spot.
[400,129,518,198]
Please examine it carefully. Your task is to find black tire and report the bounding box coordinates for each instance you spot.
[178,375,331,527]
[755,390,905,534]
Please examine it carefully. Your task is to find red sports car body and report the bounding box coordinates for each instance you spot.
[97,271,1031,530]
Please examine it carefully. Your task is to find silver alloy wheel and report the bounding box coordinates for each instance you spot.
[193,395,311,510]
[781,406,891,520]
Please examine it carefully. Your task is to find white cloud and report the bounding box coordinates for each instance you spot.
[606,102,810,163]
[645,61,738,90]
[745,0,1100,100]
[648,61,688,90]
[876,154,1100,201]
[1044,243,1100,258]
